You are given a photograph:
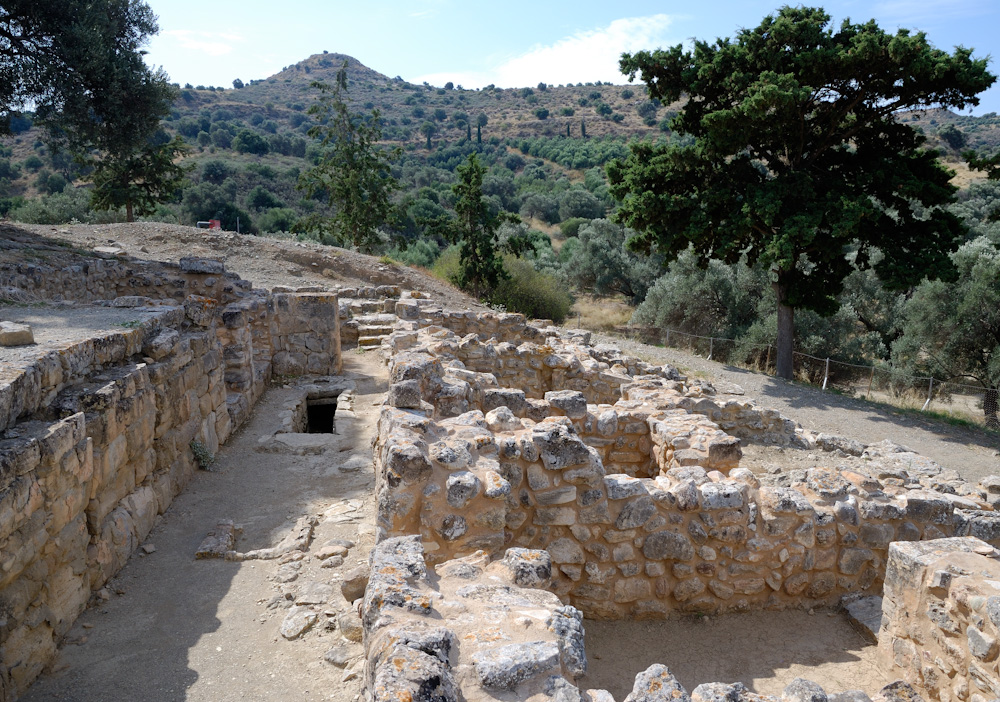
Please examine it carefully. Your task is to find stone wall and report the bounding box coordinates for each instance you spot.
[0,309,228,694]
[1,255,251,306]
[361,536,942,702]
[362,535,588,702]
[374,400,1000,619]
[373,319,1000,622]
[879,537,1000,702]
[0,256,342,698]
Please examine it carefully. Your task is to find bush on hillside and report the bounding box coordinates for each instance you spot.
[488,256,572,323]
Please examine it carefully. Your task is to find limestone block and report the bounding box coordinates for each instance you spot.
[471,641,560,691]
[493,548,553,588]
[0,321,34,346]
[624,664,690,702]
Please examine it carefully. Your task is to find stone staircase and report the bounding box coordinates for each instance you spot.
[337,285,402,349]
[355,313,398,348]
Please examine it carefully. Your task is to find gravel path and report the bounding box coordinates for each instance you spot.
[593,333,1000,484]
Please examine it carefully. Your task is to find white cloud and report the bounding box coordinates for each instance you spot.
[416,14,679,89]
[163,30,243,57]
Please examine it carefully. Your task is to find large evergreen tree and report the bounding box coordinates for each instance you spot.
[0,0,172,153]
[2,1,183,220]
[427,154,528,299]
[297,61,400,251]
[608,6,995,379]
[89,136,189,222]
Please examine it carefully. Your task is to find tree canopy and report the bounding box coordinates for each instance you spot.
[297,62,400,251]
[426,153,528,298]
[893,237,1000,429]
[608,6,995,378]
[1,0,173,154]
[89,136,189,221]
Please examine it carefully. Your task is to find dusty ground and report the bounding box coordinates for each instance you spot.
[583,611,887,700]
[591,333,1000,484]
[22,351,386,702]
[11,222,1000,700]
[11,222,486,312]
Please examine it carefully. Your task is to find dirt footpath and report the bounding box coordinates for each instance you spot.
[22,351,387,702]
[595,334,1000,484]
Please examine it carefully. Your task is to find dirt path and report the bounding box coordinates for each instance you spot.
[584,611,887,700]
[15,222,486,313]
[593,333,1000,484]
[22,351,387,702]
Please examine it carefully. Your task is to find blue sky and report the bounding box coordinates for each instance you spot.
[144,0,1000,114]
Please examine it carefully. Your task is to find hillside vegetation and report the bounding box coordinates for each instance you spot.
[3,48,1000,429]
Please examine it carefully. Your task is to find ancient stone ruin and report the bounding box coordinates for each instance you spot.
[3,244,1000,702]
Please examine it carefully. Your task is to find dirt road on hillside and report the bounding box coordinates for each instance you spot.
[594,333,1000,483]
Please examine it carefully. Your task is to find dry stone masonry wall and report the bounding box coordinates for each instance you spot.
[880,537,1000,702]
[367,311,1000,702]
[0,253,341,699]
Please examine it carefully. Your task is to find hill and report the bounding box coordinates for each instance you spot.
[0,52,996,238]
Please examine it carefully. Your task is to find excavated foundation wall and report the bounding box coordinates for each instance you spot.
[367,315,1000,702]
[880,537,1000,702]
[0,255,340,699]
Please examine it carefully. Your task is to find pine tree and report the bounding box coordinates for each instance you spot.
[297,62,401,251]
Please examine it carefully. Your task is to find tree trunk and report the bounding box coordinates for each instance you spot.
[985,386,999,431]
[126,200,134,223]
[773,279,794,380]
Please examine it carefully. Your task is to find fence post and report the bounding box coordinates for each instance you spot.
[665,329,670,347]
[866,366,875,400]
[765,345,771,372]
[921,378,934,411]
[708,337,713,361]
[822,358,830,390]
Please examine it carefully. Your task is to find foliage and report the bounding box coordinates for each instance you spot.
[424,153,528,298]
[297,62,400,251]
[558,188,604,221]
[610,6,994,378]
[558,217,589,239]
[9,187,104,224]
[489,255,572,323]
[233,129,270,155]
[892,237,1000,428]
[89,136,190,221]
[0,0,173,159]
[257,207,299,233]
[386,238,441,268]
[632,249,768,340]
[563,219,661,304]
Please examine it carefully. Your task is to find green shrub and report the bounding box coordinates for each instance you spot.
[257,207,299,233]
[10,188,100,224]
[488,256,572,323]
[431,244,462,286]
[387,239,441,268]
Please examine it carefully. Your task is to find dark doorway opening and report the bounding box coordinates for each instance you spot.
[306,398,337,433]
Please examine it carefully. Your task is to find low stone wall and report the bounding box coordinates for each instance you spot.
[0,256,342,698]
[362,538,942,702]
[1,253,251,306]
[374,398,1000,619]
[0,310,229,693]
[362,535,588,702]
[373,320,1000,624]
[879,537,1000,702]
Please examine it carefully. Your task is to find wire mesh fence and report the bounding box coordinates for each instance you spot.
[615,325,999,432]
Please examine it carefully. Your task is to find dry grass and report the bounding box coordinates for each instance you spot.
[943,157,989,188]
[565,293,634,331]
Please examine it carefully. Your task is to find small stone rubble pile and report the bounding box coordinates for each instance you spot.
[366,309,1000,702]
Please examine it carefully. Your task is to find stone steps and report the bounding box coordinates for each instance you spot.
[358,336,384,348]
